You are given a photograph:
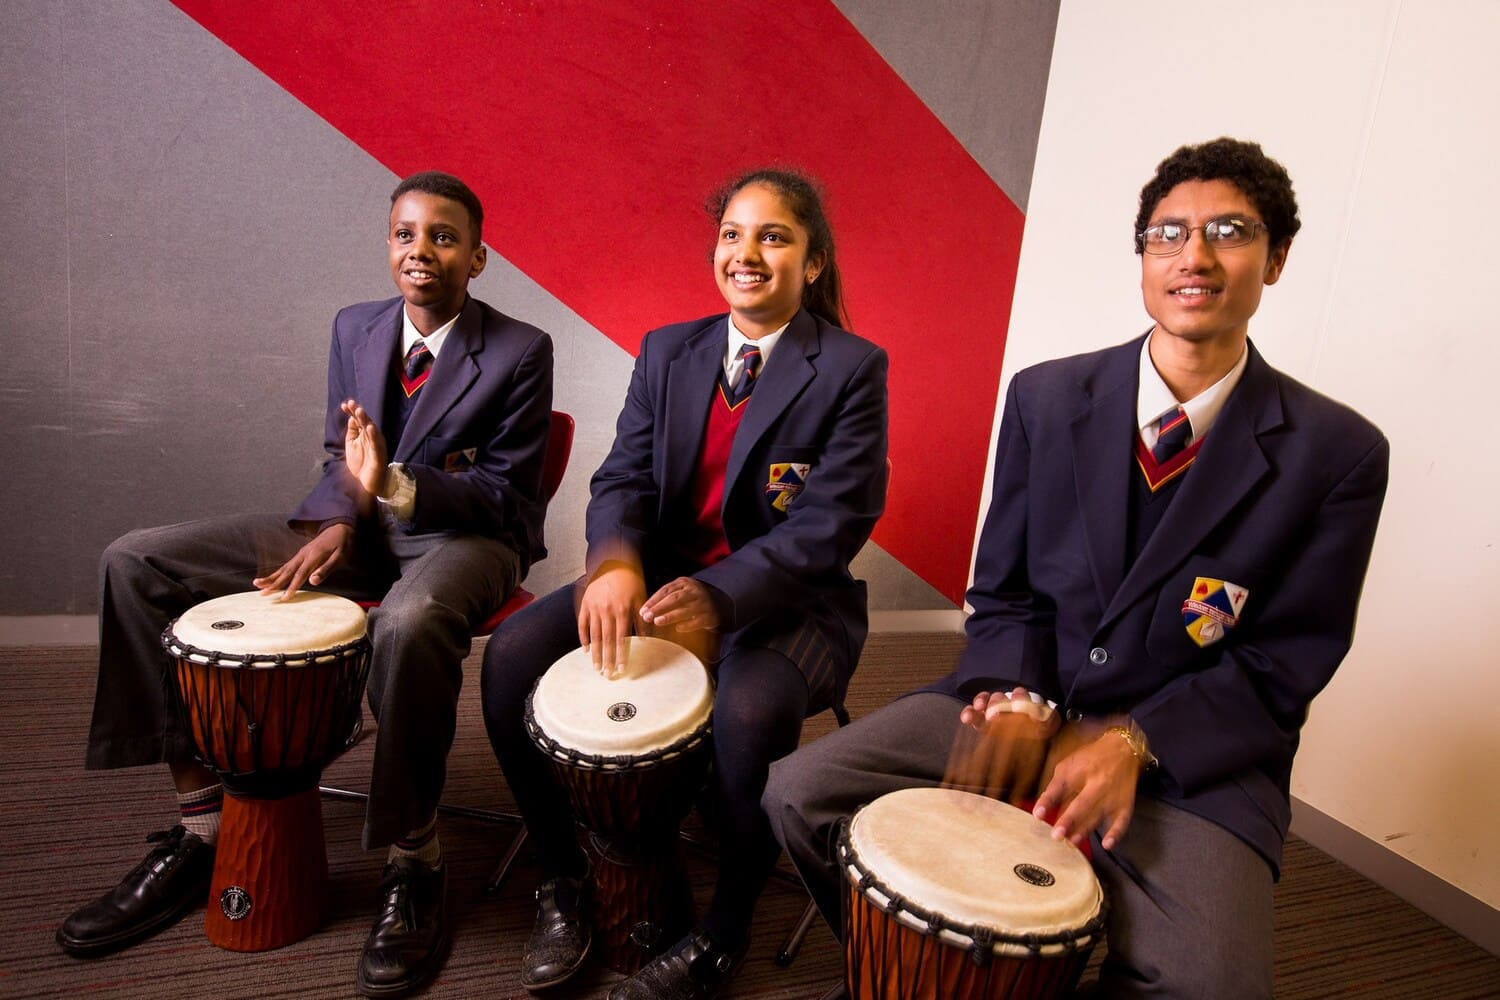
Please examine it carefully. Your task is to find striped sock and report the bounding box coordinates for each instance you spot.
[387,815,441,869]
[179,784,223,844]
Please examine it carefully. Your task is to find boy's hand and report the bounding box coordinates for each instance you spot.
[945,688,1058,804]
[1034,723,1141,851]
[253,523,354,599]
[342,400,389,497]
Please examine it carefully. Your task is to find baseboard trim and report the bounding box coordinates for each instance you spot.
[1290,796,1497,956]
[0,615,96,646]
[868,609,966,633]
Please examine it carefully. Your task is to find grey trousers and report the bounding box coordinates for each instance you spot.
[763,692,1275,999]
[84,511,521,849]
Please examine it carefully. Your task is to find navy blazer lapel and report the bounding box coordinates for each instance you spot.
[1069,339,1141,612]
[1103,341,1281,625]
[354,299,403,436]
[394,297,483,463]
[660,318,726,509]
[725,310,817,500]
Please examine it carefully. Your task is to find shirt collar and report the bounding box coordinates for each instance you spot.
[725,315,789,374]
[1137,333,1249,445]
[401,306,461,359]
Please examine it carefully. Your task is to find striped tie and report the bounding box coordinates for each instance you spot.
[1152,406,1192,464]
[730,343,762,404]
[400,339,432,398]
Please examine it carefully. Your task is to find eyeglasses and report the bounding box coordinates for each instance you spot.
[1136,216,1270,255]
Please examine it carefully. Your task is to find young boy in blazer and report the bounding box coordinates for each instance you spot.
[60,171,554,999]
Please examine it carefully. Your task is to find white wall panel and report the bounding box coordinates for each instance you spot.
[1289,0,1500,907]
[997,0,1498,912]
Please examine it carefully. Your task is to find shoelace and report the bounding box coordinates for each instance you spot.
[135,827,190,877]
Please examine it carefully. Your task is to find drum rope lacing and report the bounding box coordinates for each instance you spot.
[835,818,1107,962]
[522,689,712,771]
[162,631,373,668]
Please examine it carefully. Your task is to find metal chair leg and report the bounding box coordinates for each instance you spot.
[318,784,524,827]
[485,826,529,896]
[775,898,821,966]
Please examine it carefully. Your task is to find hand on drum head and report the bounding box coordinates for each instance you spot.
[578,564,647,676]
[1033,720,1141,851]
[944,688,1059,806]
[341,400,390,498]
[639,577,720,633]
[253,522,355,599]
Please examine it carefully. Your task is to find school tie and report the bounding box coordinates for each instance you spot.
[1152,405,1192,464]
[400,339,433,398]
[730,343,762,404]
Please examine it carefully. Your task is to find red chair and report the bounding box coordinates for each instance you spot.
[466,409,576,631]
[319,411,575,818]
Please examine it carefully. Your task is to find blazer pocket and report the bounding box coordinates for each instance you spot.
[1146,557,1256,667]
[418,437,476,474]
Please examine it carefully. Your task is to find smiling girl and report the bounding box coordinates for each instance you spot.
[481,168,888,998]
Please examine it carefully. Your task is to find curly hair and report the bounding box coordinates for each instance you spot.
[706,167,848,329]
[1135,138,1300,254]
[391,171,484,245]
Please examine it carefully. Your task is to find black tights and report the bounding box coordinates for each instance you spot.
[699,646,808,946]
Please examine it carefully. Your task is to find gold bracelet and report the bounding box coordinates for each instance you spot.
[1104,722,1159,772]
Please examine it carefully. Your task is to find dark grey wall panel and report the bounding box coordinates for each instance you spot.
[2,1,75,611]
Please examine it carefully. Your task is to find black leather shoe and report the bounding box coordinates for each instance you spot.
[607,927,746,1000]
[356,859,450,998]
[520,874,591,991]
[56,826,214,958]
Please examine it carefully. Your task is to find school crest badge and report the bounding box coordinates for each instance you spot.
[766,462,811,512]
[1181,577,1249,647]
[443,448,477,473]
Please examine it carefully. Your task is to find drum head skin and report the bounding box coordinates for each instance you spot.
[165,591,368,664]
[531,636,712,757]
[846,787,1102,949]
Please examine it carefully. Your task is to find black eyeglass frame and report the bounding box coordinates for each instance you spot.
[1135,216,1271,256]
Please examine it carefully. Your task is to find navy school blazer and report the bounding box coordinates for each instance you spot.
[289,295,554,570]
[934,333,1388,872]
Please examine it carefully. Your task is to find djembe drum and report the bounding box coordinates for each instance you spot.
[838,787,1105,999]
[163,590,370,951]
[524,636,713,973]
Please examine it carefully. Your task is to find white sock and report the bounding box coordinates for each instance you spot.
[178,784,223,844]
[387,815,441,868]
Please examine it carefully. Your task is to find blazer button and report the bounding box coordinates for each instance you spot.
[1088,647,1109,665]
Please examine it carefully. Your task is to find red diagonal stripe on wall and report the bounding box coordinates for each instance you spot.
[171,1,1026,605]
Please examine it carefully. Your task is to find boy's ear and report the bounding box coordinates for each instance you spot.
[469,244,488,280]
[1263,239,1289,286]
